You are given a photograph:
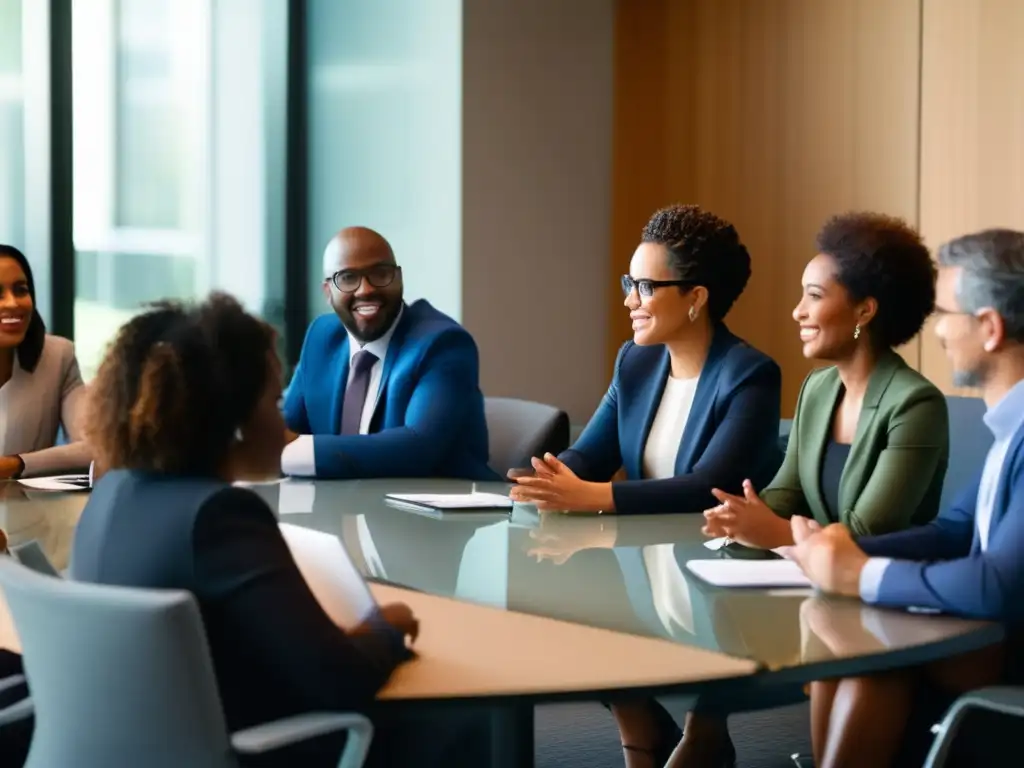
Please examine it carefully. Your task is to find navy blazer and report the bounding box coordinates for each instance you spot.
[560,325,783,514]
[858,422,1024,622]
[283,300,497,480]
[70,470,408,748]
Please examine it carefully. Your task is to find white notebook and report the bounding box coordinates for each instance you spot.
[685,558,812,588]
[384,491,513,512]
[278,524,378,630]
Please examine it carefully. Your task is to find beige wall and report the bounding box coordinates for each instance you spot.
[919,0,1024,393]
[613,0,1024,414]
[462,0,615,423]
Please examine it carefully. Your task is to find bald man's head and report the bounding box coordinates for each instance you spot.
[321,227,404,343]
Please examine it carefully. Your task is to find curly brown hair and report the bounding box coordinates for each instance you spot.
[641,204,752,322]
[816,212,936,349]
[86,292,277,476]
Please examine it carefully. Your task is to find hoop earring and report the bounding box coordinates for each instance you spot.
[689,306,698,322]
[853,324,861,340]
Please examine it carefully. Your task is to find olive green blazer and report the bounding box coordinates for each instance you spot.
[762,352,949,535]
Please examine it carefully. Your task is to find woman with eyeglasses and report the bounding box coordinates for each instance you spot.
[510,204,782,518]
[510,204,782,767]
[0,245,91,481]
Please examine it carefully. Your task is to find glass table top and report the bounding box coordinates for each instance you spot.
[0,477,1003,681]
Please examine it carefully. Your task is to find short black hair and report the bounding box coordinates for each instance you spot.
[0,244,47,372]
[816,212,935,349]
[86,292,276,476]
[641,204,752,322]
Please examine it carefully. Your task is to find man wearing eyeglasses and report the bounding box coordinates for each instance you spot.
[281,226,497,481]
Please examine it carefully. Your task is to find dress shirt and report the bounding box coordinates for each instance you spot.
[641,374,699,480]
[860,379,1024,601]
[281,308,403,476]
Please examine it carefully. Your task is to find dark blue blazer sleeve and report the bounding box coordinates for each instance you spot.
[311,331,483,479]
[558,344,628,482]
[194,488,408,710]
[282,324,313,434]
[866,462,1024,621]
[610,357,782,514]
[858,478,979,561]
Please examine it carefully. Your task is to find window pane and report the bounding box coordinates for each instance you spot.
[72,0,288,380]
[0,0,26,249]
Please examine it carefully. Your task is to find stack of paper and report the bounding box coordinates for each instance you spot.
[685,558,812,588]
[384,491,513,511]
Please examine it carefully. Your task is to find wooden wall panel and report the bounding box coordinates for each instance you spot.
[612,0,922,415]
[918,0,1024,394]
[608,0,674,362]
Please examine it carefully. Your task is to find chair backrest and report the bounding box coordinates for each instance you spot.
[484,397,570,475]
[0,558,236,768]
[939,395,992,515]
[9,541,61,577]
[778,419,794,453]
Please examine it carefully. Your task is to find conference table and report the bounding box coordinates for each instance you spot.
[0,478,1005,767]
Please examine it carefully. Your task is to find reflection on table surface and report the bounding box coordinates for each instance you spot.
[2,478,1003,678]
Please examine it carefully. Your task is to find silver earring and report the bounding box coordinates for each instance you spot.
[234,428,244,443]
[853,324,861,340]
[689,306,698,322]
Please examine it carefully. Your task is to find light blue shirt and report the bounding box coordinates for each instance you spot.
[860,380,1024,602]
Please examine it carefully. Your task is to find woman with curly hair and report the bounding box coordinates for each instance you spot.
[67,293,488,767]
[689,212,950,768]
[510,204,783,768]
[510,203,783,516]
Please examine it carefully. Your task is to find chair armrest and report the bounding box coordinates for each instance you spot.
[231,712,373,768]
[924,686,1024,768]
[0,675,25,696]
[0,696,33,727]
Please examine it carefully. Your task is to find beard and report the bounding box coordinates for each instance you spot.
[952,361,989,389]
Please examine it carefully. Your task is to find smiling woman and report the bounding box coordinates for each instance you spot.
[0,245,91,479]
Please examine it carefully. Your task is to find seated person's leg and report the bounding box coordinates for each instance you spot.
[607,698,681,767]
[365,704,492,768]
[809,680,838,767]
[818,641,1007,768]
[0,650,31,768]
[819,671,915,768]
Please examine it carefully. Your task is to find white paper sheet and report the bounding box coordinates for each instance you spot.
[685,558,813,588]
[384,491,512,510]
[278,480,316,514]
[18,475,91,492]
[703,536,730,551]
[278,524,377,630]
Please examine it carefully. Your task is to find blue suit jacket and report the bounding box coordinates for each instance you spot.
[859,422,1024,622]
[283,300,497,480]
[559,324,783,514]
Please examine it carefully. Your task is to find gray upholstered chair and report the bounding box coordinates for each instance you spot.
[924,687,1024,767]
[0,558,373,768]
[939,395,992,514]
[484,397,570,476]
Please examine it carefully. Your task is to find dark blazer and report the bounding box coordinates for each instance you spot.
[858,421,1024,623]
[762,351,949,535]
[559,325,782,514]
[283,299,497,481]
[70,470,409,740]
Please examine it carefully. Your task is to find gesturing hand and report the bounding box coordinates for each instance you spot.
[508,453,613,513]
[701,479,791,549]
[786,518,868,598]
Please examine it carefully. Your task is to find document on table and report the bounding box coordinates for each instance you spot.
[18,475,91,492]
[384,491,513,512]
[685,558,813,588]
[278,524,377,631]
